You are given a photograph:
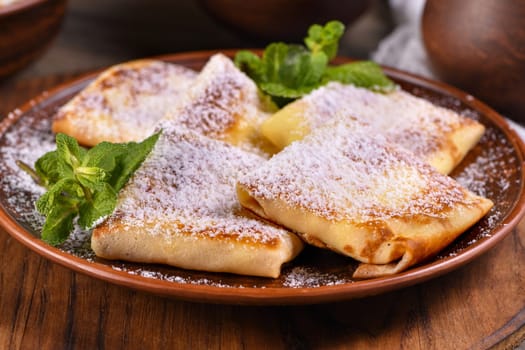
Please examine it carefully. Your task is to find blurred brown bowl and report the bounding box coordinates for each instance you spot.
[0,0,67,79]
[422,0,525,123]
[198,0,371,42]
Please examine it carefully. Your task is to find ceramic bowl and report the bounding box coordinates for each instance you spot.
[0,0,67,79]
[198,0,371,42]
[422,0,525,123]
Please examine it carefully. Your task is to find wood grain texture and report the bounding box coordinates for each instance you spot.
[0,75,524,349]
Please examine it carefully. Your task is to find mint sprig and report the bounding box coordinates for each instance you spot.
[29,132,160,246]
[322,61,396,91]
[304,20,345,60]
[234,20,396,107]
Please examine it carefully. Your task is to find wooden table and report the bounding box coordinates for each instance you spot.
[0,64,524,350]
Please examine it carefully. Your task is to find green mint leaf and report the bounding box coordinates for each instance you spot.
[109,132,160,191]
[37,178,84,245]
[323,61,397,92]
[82,141,124,172]
[235,20,393,107]
[41,204,77,246]
[34,131,160,246]
[259,42,289,83]
[273,45,327,89]
[36,178,83,216]
[75,166,107,189]
[78,182,117,229]
[259,82,314,99]
[253,43,328,106]
[304,20,345,60]
[234,50,263,83]
[34,151,73,188]
[55,133,86,169]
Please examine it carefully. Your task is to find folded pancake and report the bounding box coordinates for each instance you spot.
[163,53,277,155]
[261,82,485,174]
[237,121,493,279]
[92,124,303,278]
[52,59,197,146]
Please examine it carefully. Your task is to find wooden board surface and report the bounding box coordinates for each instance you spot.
[0,75,524,349]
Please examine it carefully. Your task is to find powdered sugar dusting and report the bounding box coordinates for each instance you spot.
[455,127,516,198]
[55,60,197,142]
[0,63,521,289]
[105,123,291,244]
[240,121,476,222]
[297,82,476,160]
[111,266,238,288]
[0,115,53,231]
[450,126,519,240]
[0,112,99,255]
[283,267,349,288]
[165,54,271,155]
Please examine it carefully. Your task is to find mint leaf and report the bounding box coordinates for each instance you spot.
[29,131,160,246]
[110,132,160,191]
[82,141,124,171]
[304,20,345,60]
[234,50,263,83]
[266,45,327,91]
[34,151,65,187]
[41,204,77,246]
[37,178,84,246]
[75,166,107,189]
[259,43,289,83]
[78,182,117,229]
[244,43,328,106]
[234,20,396,107]
[259,82,316,99]
[36,178,83,216]
[323,61,397,92]
[55,133,86,169]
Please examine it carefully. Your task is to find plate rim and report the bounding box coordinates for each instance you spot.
[1,49,525,305]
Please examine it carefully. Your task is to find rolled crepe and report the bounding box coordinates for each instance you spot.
[52,59,197,146]
[163,53,277,155]
[92,125,303,278]
[237,120,493,278]
[261,82,485,174]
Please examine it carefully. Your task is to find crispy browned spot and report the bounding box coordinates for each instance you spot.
[359,223,394,259]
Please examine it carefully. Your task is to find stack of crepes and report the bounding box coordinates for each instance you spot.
[52,54,493,279]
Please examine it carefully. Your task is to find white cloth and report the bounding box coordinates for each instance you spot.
[371,0,525,139]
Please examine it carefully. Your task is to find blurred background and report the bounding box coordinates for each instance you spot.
[2,0,525,123]
[3,0,394,78]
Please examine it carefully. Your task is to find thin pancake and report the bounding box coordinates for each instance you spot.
[164,53,277,156]
[92,124,303,278]
[237,120,493,278]
[261,82,485,174]
[52,59,197,146]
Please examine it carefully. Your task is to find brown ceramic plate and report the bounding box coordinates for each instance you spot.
[1,50,524,305]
